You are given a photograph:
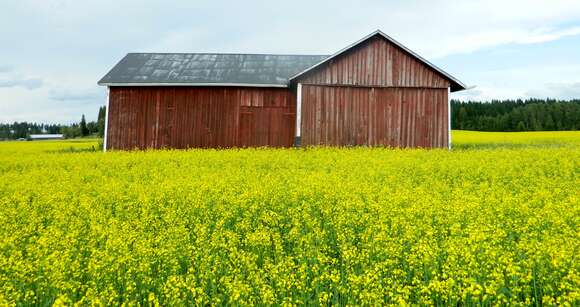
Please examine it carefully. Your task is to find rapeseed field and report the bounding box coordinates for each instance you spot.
[0,131,578,305]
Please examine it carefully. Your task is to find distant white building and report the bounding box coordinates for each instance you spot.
[29,134,64,140]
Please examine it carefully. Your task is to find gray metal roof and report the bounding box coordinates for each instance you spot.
[98,53,329,87]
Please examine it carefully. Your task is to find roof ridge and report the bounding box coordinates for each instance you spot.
[126,52,330,57]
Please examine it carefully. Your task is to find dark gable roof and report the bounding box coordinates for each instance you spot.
[98,53,328,87]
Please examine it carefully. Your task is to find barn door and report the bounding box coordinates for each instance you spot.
[238,106,295,147]
[238,110,255,147]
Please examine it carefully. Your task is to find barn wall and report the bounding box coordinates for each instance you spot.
[106,86,295,150]
[300,86,448,148]
[299,36,451,89]
[296,34,451,148]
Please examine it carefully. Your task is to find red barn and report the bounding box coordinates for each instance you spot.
[98,30,466,151]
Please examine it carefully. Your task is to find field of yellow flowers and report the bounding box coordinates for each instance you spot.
[0,131,578,305]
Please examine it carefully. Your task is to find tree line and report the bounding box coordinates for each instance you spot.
[451,98,580,131]
[0,106,106,140]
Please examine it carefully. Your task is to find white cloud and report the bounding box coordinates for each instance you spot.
[2,0,580,122]
[0,78,43,90]
[525,82,580,99]
[0,68,44,90]
[49,87,103,102]
[451,86,527,102]
[515,27,580,44]
[424,26,580,58]
[452,82,580,102]
[0,65,13,72]
[134,0,580,57]
[0,87,103,124]
[394,0,580,58]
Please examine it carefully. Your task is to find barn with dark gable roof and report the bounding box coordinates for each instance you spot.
[98,30,467,150]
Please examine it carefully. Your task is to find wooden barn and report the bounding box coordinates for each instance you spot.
[98,30,466,151]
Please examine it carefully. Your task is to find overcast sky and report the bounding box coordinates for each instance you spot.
[1,0,580,123]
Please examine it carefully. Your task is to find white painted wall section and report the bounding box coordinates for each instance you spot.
[295,83,302,146]
[448,87,451,150]
[103,87,110,152]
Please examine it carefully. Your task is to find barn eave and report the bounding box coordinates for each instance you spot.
[98,82,288,88]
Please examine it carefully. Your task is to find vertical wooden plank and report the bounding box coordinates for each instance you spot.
[299,35,450,89]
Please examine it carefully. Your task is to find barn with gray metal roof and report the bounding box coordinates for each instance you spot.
[99,30,467,150]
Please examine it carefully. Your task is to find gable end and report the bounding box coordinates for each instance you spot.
[291,31,466,92]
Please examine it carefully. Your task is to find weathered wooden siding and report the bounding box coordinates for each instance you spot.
[106,87,295,150]
[295,34,451,148]
[301,85,448,148]
[299,36,450,89]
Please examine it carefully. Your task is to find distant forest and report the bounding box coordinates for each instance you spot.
[451,98,579,131]
[0,106,106,140]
